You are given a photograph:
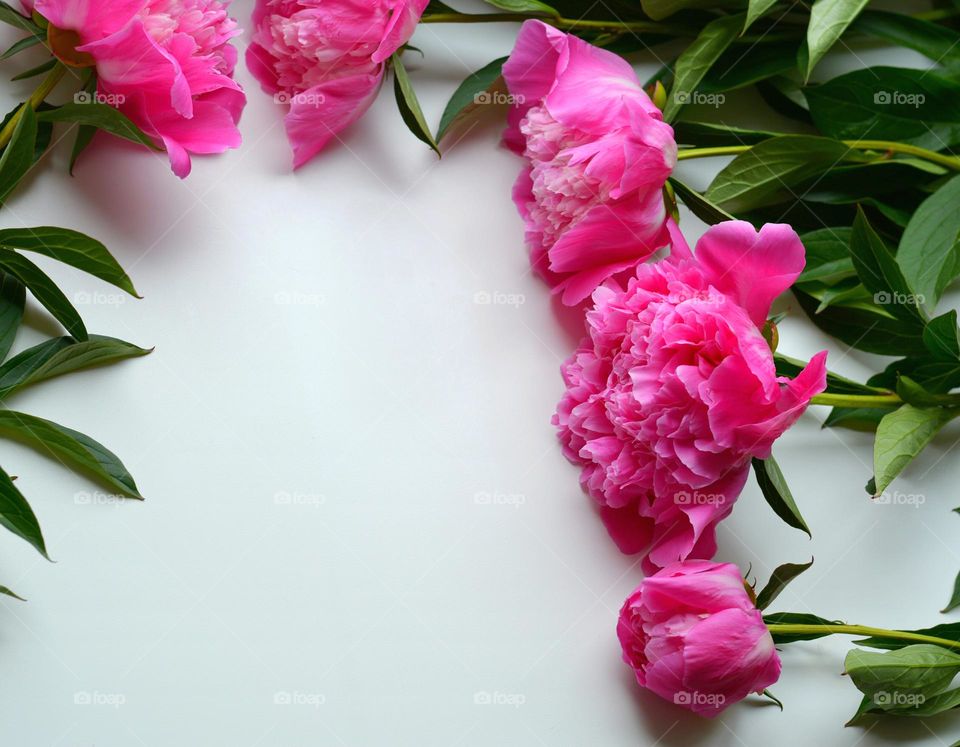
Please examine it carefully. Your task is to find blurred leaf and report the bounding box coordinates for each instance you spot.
[673,121,781,146]
[0,34,40,60]
[943,571,960,614]
[483,0,557,12]
[744,0,779,31]
[0,272,23,362]
[0,584,23,600]
[0,104,37,204]
[854,10,960,64]
[0,463,47,558]
[11,59,55,82]
[36,103,160,151]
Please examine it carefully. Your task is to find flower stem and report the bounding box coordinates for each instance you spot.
[0,61,67,150]
[809,392,902,409]
[766,623,960,652]
[677,140,960,171]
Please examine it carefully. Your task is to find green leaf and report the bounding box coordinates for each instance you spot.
[0,34,40,60]
[0,104,37,204]
[68,124,96,176]
[672,121,781,147]
[0,249,87,341]
[0,335,150,399]
[798,227,855,284]
[806,67,960,151]
[873,404,956,496]
[0,227,138,296]
[0,2,41,35]
[763,612,846,643]
[845,645,960,699]
[895,376,960,409]
[897,173,960,310]
[0,463,47,558]
[857,622,960,651]
[0,410,141,499]
[794,287,927,356]
[744,0,780,31]
[10,58,56,82]
[704,135,861,212]
[664,13,744,122]
[699,42,798,94]
[640,0,717,20]
[36,103,160,151]
[0,272,24,362]
[0,584,24,600]
[668,177,735,225]
[804,0,870,80]
[436,57,507,143]
[943,570,960,614]
[391,53,439,156]
[822,406,889,432]
[483,0,557,12]
[752,456,811,537]
[924,311,960,361]
[854,10,960,65]
[755,559,814,610]
[849,207,924,323]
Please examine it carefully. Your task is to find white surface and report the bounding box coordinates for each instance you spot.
[0,4,958,746]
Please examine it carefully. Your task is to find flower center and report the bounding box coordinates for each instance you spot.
[47,25,96,68]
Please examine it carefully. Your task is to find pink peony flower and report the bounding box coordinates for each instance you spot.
[502,20,677,305]
[31,0,245,178]
[554,221,827,571]
[245,0,428,168]
[617,560,781,717]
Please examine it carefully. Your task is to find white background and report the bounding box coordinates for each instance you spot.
[0,1,957,745]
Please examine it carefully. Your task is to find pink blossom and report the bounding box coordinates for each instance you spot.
[246,0,428,168]
[32,0,245,178]
[502,20,677,305]
[554,221,827,570]
[617,560,781,717]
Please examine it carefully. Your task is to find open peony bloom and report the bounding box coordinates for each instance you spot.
[502,20,677,305]
[554,221,827,571]
[246,0,428,168]
[29,0,245,178]
[617,560,781,717]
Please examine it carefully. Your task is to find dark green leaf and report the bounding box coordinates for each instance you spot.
[0,272,23,362]
[943,571,960,614]
[854,10,960,65]
[744,0,780,31]
[0,2,41,35]
[36,103,160,151]
[0,463,47,558]
[873,404,956,495]
[805,0,871,79]
[664,13,744,122]
[673,121,781,147]
[0,34,40,60]
[436,57,506,143]
[822,406,889,431]
[391,53,439,155]
[845,645,960,699]
[0,104,37,204]
[0,335,150,399]
[756,559,814,610]
[11,58,56,82]
[0,249,86,341]
[752,456,811,537]
[0,226,138,296]
[704,135,862,211]
[640,0,717,20]
[668,177,735,225]
[483,0,557,12]
[763,612,846,643]
[857,622,960,650]
[798,227,855,284]
[0,584,24,600]
[925,311,960,361]
[897,173,960,310]
[68,124,96,176]
[0,410,141,499]
[700,42,799,93]
[806,67,960,151]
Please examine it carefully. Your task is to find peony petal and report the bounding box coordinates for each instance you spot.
[373,0,430,63]
[34,0,144,41]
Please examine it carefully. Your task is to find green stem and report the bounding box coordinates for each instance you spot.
[0,61,67,150]
[810,392,902,408]
[677,140,960,171]
[767,623,960,652]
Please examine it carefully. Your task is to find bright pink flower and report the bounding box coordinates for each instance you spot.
[31,0,245,178]
[246,0,428,168]
[554,221,827,571]
[617,560,781,717]
[502,20,677,305]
